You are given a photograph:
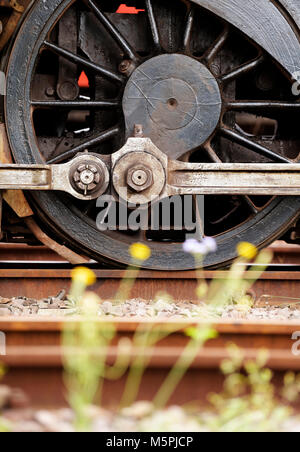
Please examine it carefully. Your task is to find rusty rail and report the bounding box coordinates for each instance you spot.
[0,243,298,408]
[0,266,300,301]
[0,240,298,263]
[0,318,300,408]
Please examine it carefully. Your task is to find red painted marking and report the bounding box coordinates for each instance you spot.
[78,71,89,89]
[116,4,145,14]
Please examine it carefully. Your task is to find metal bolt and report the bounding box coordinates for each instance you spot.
[80,168,96,185]
[133,124,144,138]
[71,162,103,196]
[57,80,79,101]
[119,60,132,73]
[45,87,55,97]
[119,59,136,77]
[131,169,148,186]
[127,165,153,192]
[256,71,275,92]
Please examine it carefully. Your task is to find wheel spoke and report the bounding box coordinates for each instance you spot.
[136,205,150,241]
[85,0,138,61]
[220,127,291,163]
[183,7,195,52]
[31,100,119,109]
[192,194,204,240]
[47,126,120,164]
[44,41,124,84]
[203,26,229,64]
[203,144,259,214]
[203,143,222,163]
[82,200,96,216]
[243,196,259,214]
[145,0,161,51]
[226,100,300,112]
[221,55,264,84]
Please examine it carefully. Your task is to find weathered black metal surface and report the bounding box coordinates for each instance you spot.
[3,0,300,270]
[193,0,300,78]
[123,54,222,159]
[279,0,300,30]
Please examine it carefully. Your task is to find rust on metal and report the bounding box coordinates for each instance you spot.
[25,217,89,265]
[0,262,300,301]
[0,124,33,218]
[0,244,66,261]
[2,0,300,270]
[0,0,26,52]
[0,154,110,200]
[0,318,300,408]
[0,0,23,12]
[2,136,300,202]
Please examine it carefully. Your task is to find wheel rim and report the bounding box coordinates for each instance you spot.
[5,0,300,270]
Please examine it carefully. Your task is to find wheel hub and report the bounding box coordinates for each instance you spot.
[122,53,222,159]
[147,78,197,130]
[112,143,166,205]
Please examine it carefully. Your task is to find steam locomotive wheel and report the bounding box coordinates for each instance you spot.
[4,0,300,270]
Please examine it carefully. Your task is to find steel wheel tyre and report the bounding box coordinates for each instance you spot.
[4,0,300,270]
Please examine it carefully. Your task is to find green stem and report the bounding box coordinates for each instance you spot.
[114,262,141,303]
[119,324,155,408]
[104,338,132,380]
[194,254,208,300]
[153,338,203,408]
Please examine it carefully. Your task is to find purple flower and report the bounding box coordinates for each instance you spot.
[183,239,200,253]
[182,239,207,255]
[202,237,217,253]
[183,237,217,256]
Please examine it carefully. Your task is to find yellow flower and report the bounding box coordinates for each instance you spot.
[129,243,151,261]
[237,242,258,260]
[71,267,96,286]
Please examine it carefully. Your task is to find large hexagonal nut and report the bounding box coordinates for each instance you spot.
[127,165,153,192]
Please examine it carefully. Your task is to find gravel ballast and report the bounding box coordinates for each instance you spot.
[2,401,300,433]
[98,298,300,321]
[1,294,300,321]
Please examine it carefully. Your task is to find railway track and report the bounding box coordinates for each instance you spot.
[0,241,299,263]
[0,1,300,429]
[0,242,300,302]
[0,242,299,409]
[0,267,300,302]
[0,318,300,408]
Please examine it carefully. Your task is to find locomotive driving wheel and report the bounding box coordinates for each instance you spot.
[4,0,300,270]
